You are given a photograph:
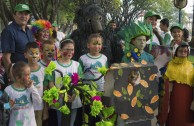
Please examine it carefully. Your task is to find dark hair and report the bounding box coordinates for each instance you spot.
[60,39,75,49]
[183,28,189,42]
[25,42,39,52]
[12,61,29,79]
[87,33,103,44]
[160,18,169,28]
[175,44,189,57]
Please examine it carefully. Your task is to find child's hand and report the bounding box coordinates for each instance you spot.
[25,79,34,88]
[9,99,15,108]
[68,94,76,102]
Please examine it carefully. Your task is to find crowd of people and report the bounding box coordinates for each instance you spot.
[0,3,194,126]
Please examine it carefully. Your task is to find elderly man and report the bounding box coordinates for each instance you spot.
[1,4,34,82]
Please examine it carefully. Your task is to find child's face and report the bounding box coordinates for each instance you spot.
[19,66,31,85]
[42,44,55,61]
[132,36,146,51]
[37,29,50,41]
[25,48,40,64]
[61,43,74,60]
[176,47,188,58]
[146,16,157,29]
[87,37,102,56]
[171,28,183,42]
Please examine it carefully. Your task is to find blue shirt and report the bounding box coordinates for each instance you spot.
[122,51,154,64]
[1,21,34,63]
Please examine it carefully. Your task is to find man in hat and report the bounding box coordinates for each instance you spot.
[1,4,34,82]
[144,11,163,45]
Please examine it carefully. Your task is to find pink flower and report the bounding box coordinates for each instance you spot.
[53,99,57,103]
[71,73,79,86]
[91,96,101,101]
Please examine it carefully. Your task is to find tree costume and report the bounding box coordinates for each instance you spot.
[157,42,194,126]
[117,21,154,64]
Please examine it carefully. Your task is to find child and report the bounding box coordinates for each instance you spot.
[45,39,82,126]
[78,33,108,125]
[0,61,41,126]
[170,23,183,46]
[157,42,194,126]
[79,33,108,91]
[38,39,56,68]
[37,39,56,126]
[159,18,172,46]
[117,21,154,64]
[24,42,44,126]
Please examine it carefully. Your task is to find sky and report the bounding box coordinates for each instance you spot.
[183,0,193,14]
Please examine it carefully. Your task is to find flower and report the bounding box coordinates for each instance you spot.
[71,73,79,86]
[44,61,56,75]
[43,86,59,105]
[92,96,101,101]
[97,66,108,75]
[63,75,71,89]
[53,99,57,103]
[90,100,103,117]
[59,104,70,115]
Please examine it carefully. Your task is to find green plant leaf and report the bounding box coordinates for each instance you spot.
[118,69,123,76]
[122,87,127,95]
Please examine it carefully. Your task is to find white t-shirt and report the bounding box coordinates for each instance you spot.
[146,33,160,45]
[79,53,107,91]
[4,85,41,126]
[31,65,44,110]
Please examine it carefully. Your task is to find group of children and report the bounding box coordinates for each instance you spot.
[0,31,107,126]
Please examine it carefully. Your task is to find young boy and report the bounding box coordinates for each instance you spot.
[24,42,44,126]
[78,33,108,125]
[160,18,172,46]
[118,21,154,64]
[0,61,41,126]
[38,39,56,68]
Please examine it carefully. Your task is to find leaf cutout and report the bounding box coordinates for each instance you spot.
[136,90,141,97]
[84,113,89,123]
[140,80,149,88]
[120,114,129,120]
[150,95,159,104]
[122,87,128,95]
[141,60,147,65]
[118,69,123,76]
[113,90,122,97]
[149,74,157,81]
[139,94,144,99]
[131,96,137,107]
[137,100,142,107]
[120,63,129,67]
[133,63,142,67]
[149,90,152,94]
[127,83,133,96]
[145,106,154,114]
[124,97,127,100]
[56,77,62,85]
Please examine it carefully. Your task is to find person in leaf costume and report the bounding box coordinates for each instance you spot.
[157,42,194,126]
[117,21,154,64]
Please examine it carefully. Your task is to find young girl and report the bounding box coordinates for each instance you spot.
[78,33,107,125]
[157,42,194,126]
[0,61,41,126]
[45,39,82,126]
[79,33,107,91]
